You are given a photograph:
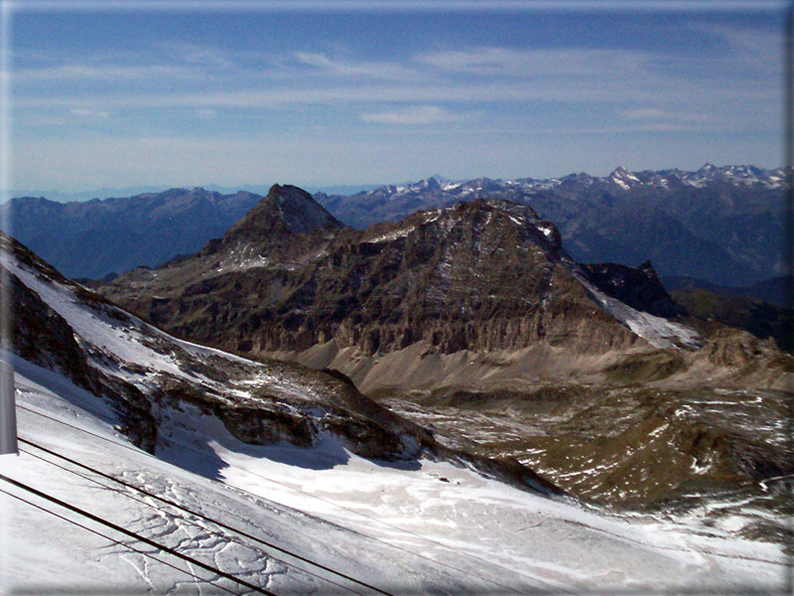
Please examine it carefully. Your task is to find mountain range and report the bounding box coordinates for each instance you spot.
[1,188,262,280]
[317,164,786,287]
[3,164,786,289]
[87,182,793,543]
[100,183,787,393]
[2,175,791,591]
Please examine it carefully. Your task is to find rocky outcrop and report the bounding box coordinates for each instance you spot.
[102,195,658,365]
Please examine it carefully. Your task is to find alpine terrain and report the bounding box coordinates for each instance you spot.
[99,183,792,532]
[2,231,787,593]
[4,164,784,289]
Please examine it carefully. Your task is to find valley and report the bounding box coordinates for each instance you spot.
[382,385,790,545]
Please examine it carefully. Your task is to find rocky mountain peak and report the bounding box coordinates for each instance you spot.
[210,184,343,255]
[363,197,564,257]
[608,166,641,190]
[419,176,442,191]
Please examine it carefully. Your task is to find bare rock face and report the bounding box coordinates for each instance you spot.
[10,271,94,387]
[101,193,650,364]
[215,406,317,448]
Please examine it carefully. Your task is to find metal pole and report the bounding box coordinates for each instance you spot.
[0,360,15,455]
[0,0,14,456]
[784,2,794,591]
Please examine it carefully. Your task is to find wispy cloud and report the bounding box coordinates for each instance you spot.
[8,10,783,189]
[13,62,193,83]
[360,105,464,125]
[70,108,111,119]
[292,51,418,80]
[11,33,777,114]
[416,46,648,78]
[619,108,711,122]
[690,22,783,74]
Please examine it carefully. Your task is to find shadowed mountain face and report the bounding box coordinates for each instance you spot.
[99,184,788,396]
[1,188,264,279]
[669,288,794,353]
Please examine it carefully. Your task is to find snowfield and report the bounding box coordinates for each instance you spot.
[1,357,787,594]
[0,242,788,594]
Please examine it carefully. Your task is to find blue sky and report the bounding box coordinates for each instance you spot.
[2,1,787,194]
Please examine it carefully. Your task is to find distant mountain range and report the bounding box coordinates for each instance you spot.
[664,275,788,308]
[1,188,262,280]
[3,164,785,288]
[316,164,786,287]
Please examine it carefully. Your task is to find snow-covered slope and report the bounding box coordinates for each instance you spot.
[573,270,701,349]
[2,355,785,594]
[0,236,787,593]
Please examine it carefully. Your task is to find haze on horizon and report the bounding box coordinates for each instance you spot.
[2,1,786,197]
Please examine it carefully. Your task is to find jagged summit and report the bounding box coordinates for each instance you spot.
[199,183,344,264]
[607,166,642,191]
[360,198,564,256]
[223,183,342,241]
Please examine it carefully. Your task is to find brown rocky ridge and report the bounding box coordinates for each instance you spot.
[100,183,787,395]
[5,231,562,497]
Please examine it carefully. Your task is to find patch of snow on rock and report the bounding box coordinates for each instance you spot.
[573,271,701,349]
